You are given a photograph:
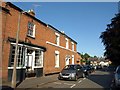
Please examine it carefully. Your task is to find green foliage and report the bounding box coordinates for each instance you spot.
[84,53,90,60]
[80,53,91,64]
[80,53,90,60]
[100,13,120,65]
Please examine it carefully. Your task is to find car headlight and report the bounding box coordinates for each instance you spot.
[59,72,62,76]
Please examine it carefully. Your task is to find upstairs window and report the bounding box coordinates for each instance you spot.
[27,22,36,38]
[71,42,74,51]
[66,38,69,49]
[55,33,60,46]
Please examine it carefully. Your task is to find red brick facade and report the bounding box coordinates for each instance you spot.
[1,2,81,81]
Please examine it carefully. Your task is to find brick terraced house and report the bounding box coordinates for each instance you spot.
[1,2,82,82]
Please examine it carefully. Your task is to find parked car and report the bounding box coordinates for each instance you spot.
[82,65,95,75]
[82,65,91,76]
[90,65,95,72]
[96,65,103,69]
[114,65,120,88]
[58,64,85,81]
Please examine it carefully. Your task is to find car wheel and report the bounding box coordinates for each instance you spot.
[75,75,78,81]
[87,71,89,76]
[58,76,61,80]
[115,81,118,87]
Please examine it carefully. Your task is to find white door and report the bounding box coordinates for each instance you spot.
[65,58,70,65]
[27,55,33,67]
[26,53,34,71]
[72,55,74,64]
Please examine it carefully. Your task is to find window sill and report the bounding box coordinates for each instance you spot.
[27,35,35,39]
[55,66,60,68]
[8,67,26,69]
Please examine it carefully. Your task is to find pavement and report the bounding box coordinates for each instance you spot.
[1,74,59,89]
[1,65,116,89]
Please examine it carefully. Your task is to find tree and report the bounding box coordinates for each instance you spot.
[80,53,91,64]
[100,13,120,65]
[84,53,90,60]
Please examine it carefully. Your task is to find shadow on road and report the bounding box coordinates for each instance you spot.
[0,86,14,90]
[87,66,115,89]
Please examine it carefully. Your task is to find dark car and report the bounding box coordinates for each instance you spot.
[96,65,103,69]
[82,65,93,75]
[90,65,95,72]
[58,64,85,81]
[114,65,120,88]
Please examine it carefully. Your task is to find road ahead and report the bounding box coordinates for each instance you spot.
[37,67,114,89]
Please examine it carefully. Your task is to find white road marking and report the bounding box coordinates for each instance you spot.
[78,80,82,83]
[70,84,76,88]
[54,82,62,84]
[64,83,74,86]
[83,78,86,80]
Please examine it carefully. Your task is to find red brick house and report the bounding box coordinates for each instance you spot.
[1,2,81,82]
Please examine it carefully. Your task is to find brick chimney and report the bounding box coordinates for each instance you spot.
[28,9,35,17]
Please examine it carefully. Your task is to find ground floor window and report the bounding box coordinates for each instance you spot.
[35,50,43,67]
[9,44,44,68]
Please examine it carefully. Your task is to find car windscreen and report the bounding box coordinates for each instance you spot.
[83,65,90,69]
[63,65,76,70]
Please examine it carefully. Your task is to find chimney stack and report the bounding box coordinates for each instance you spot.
[28,9,35,17]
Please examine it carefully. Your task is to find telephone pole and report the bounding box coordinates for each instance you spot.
[11,11,21,88]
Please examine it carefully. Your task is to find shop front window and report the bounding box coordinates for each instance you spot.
[35,50,43,67]
[10,45,24,67]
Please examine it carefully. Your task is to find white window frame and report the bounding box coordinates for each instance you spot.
[55,50,60,68]
[65,38,69,49]
[27,22,36,38]
[10,44,24,67]
[34,50,43,67]
[71,42,74,51]
[55,33,60,46]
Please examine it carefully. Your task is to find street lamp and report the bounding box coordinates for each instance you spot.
[11,11,26,88]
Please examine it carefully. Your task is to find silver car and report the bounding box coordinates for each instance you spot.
[58,64,85,81]
[114,65,120,87]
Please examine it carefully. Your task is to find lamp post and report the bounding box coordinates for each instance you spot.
[11,11,25,88]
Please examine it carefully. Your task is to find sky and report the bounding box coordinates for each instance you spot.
[12,2,118,57]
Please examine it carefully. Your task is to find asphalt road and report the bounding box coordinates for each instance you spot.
[37,67,115,89]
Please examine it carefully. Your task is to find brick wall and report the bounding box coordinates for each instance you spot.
[2,2,81,80]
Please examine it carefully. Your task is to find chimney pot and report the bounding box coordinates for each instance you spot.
[28,9,35,17]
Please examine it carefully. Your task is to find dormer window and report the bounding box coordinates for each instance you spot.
[27,22,36,38]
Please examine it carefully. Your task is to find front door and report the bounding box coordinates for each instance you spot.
[26,49,35,71]
[26,54,33,71]
[27,55,33,67]
[65,58,70,65]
